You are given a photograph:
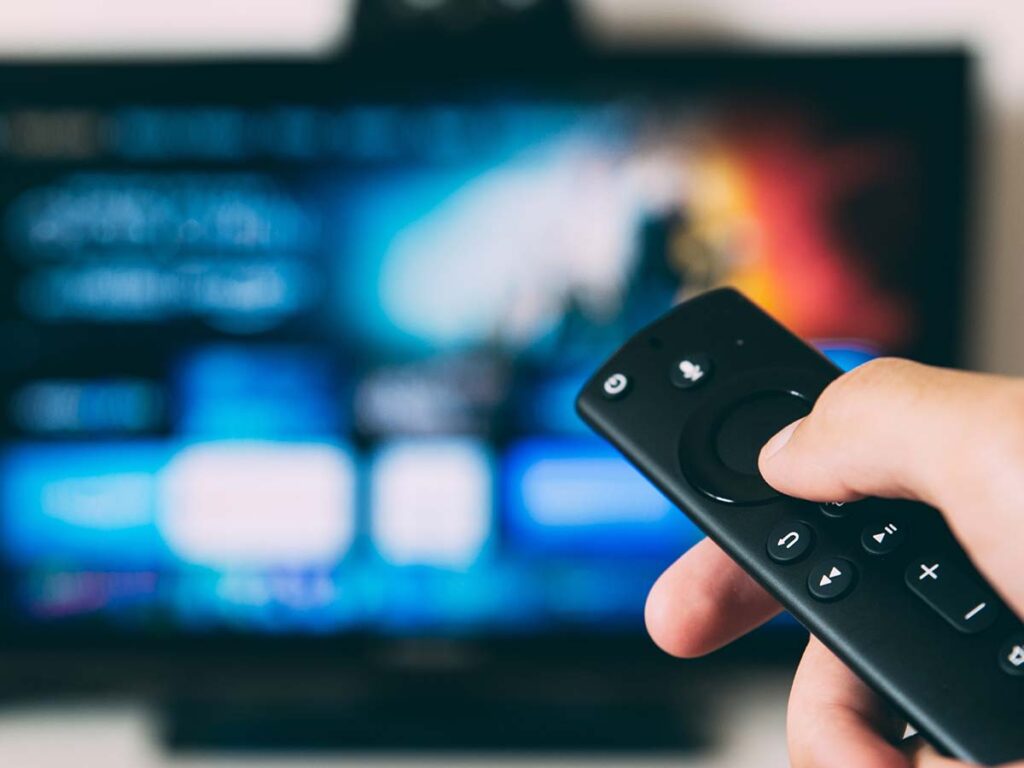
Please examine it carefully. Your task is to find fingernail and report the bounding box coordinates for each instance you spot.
[760,418,802,461]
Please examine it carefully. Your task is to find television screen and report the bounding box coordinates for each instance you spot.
[0,52,969,644]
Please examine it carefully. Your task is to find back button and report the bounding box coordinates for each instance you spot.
[767,521,814,564]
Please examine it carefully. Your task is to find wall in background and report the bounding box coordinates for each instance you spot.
[0,1,347,57]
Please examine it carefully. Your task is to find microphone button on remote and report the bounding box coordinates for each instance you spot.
[670,354,712,389]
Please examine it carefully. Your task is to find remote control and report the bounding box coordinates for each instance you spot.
[576,288,1024,764]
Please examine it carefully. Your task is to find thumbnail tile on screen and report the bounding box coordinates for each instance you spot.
[370,440,492,570]
[159,441,357,570]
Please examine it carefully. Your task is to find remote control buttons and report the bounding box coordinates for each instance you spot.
[999,633,1024,676]
[670,354,712,389]
[905,559,999,634]
[601,373,630,400]
[808,558,856,601]
[767,520,813,563]
[819,501,850,518]
[861,521,904,555]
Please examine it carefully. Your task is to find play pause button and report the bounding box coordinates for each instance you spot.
[808,558,856,601]
[862,521,905,555]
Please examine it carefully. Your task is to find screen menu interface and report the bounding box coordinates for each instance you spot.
[0,80,946,636]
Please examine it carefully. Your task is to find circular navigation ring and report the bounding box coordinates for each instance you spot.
[678,368,829,505]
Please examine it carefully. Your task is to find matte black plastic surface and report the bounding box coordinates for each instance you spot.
[576,288,1024,764]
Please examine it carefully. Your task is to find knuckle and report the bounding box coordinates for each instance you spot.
[811,357,916,424]
[835,356,913,395]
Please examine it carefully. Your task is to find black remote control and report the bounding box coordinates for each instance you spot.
[576,288,1024,764]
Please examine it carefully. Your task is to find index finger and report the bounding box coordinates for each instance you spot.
[646,537,782,657]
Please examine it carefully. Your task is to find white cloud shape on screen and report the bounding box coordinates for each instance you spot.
[379,135,682,349]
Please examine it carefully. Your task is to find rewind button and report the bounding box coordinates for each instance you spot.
[808,558,856,601]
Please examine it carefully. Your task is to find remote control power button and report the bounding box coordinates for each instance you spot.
[808,558,856,601]
[999,633,1024,676]
[670,354,712,389]
[767,521,814,563]
[601,373,630,400]
[861,521,904,555]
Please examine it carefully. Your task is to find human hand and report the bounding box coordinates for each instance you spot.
[644,358,1024,767]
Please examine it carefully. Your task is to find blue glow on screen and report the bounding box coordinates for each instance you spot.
[174,345,343,438]
[1,442,172,569]
[504,437,700,556]
[816,342,878,372]
[515,370,592,434]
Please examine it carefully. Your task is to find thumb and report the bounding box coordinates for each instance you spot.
[757,358,1024,616]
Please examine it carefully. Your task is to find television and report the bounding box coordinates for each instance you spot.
[0,11,971,749]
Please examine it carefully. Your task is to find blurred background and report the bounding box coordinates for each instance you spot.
[0,1,1018,766]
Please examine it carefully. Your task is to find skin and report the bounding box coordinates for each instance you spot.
[644,358,1024,768]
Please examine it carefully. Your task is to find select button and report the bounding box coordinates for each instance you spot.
[677,369,830,506]
[715,392,811,477]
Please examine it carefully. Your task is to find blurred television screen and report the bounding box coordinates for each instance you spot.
[0,51,969,644]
